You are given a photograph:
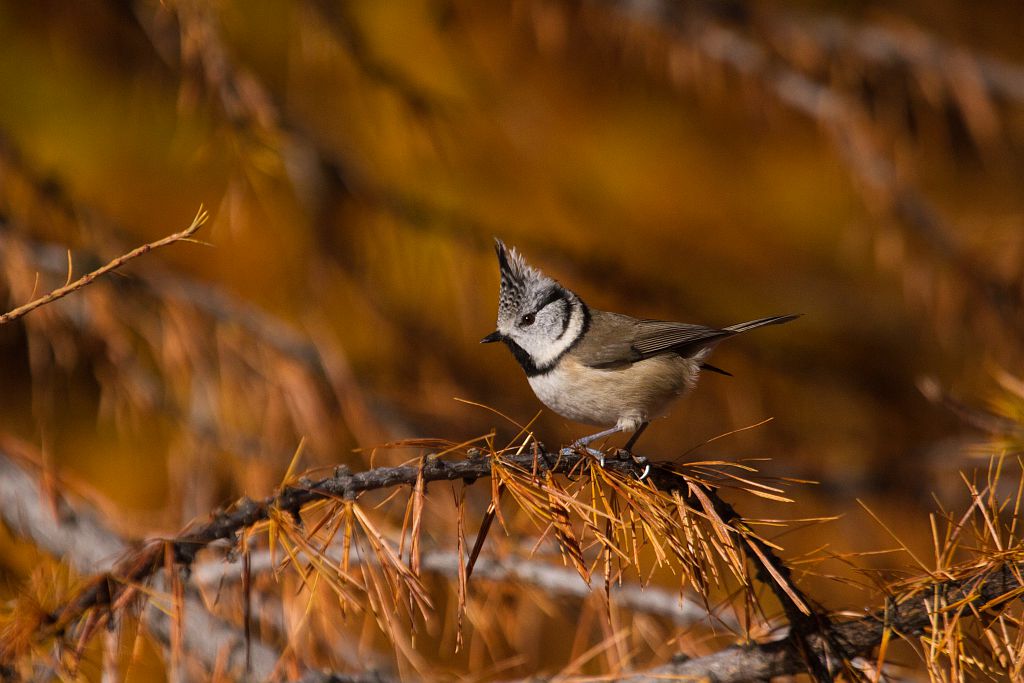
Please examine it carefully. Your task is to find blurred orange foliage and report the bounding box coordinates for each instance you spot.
[1,0,1024,679]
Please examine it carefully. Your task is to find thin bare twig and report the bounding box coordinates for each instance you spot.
[0,206,208,326]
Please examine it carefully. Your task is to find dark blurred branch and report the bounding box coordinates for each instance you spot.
[127,0,360,225]
[135,0,787,331]
[627,562,1023,683]
[769,13,1024,108]
[0,207,207,326]
[197,545,741,630]
[598,0,1024,342]
[305,0,442,118]
[297,674,398,683]
[172,0,281,135]
[919,377,1024,437]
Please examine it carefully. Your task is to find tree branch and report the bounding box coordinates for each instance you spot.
[47,445,785,650]
[0,207,208,326]
[43,443,830,675]
[626,562,1022,682]
[6,437,1023,681]
[304,0,441,118]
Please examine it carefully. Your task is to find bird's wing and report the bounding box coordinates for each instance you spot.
[572,310,642,367]
[630,319,735,359]
[575,311,734,368]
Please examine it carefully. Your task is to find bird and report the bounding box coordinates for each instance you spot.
[481,239,798,478]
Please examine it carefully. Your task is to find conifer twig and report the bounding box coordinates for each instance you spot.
[7,438,1023,681]
[0,206,208,326]
[45,446,810,660]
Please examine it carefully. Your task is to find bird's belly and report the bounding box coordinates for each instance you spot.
[527,355,698,428]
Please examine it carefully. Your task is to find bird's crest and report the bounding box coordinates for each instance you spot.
[494,238,550,316]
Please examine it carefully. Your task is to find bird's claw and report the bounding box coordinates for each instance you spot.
[620,450,652,481]
[563,444,649,480]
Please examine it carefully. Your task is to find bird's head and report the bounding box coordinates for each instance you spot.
[482,239,586,373]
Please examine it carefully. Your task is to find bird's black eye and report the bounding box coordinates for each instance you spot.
[520,312,536,326]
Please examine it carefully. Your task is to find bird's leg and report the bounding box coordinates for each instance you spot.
[561,426,623,466]
[574,426,623,448]
[620,422,651,481]
[561,424,652,481]
[621,421,649,452]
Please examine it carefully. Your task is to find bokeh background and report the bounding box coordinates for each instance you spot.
[1,0,1024,679]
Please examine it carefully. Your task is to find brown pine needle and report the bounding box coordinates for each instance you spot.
[455,488,468,652]
[857,498,932,575]
[280,437,307,486]
[63,249,73,287]
[545,474,590,583]
[674,417,776,461]
[409,461,425,576]
[745,539,809,614]
[454,397,533,432]
[0,205,209,325]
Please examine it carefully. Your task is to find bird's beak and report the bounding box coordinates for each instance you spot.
[480,331,503,344]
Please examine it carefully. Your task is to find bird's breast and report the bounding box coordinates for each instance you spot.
[527,354,700,427]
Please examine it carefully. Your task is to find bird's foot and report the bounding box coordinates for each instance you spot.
[632,455,652,482]
[561,444,606,467]
[561,445,650,481]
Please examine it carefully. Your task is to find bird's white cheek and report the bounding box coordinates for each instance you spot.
[529,306,584,367]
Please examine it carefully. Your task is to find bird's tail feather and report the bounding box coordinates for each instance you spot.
[724,314,801,333]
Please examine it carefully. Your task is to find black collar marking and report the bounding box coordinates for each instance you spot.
[503,299,591,378]
[501,336,541,376]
